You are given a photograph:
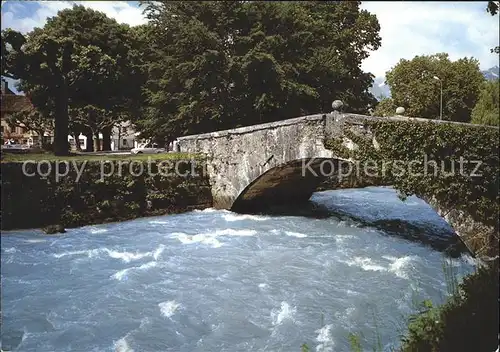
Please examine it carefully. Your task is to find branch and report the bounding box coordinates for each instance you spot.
[5,116,25,130]
[67,70,85,87]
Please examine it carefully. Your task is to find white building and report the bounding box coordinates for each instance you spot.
[67,121,140,151]
[111,121,137,150]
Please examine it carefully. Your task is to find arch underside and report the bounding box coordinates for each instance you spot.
[231,158,345,213]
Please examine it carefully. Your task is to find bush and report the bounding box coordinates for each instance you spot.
[42,142,53,152]
[1,160,212,230]
[400,260,499,352]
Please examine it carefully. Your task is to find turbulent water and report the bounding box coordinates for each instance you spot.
[1,187,476,352]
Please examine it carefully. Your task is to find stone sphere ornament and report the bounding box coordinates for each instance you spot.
[331,100,343,111]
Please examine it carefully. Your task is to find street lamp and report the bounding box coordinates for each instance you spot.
[433,76,443,120]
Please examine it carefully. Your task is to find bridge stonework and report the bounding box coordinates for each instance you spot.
[177,110,497,259]
[177,110,463,211]
[177,114,336,211]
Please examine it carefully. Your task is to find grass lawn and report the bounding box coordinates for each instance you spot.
[1,151,204,163]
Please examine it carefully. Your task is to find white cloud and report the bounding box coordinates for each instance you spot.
[360,1,500,78]
[1,1,147,33]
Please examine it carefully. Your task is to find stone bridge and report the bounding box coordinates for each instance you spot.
[177,102,498,258]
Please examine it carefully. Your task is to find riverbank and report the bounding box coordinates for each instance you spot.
[1,156,213,231]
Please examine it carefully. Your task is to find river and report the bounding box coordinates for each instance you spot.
[1,187,476,352]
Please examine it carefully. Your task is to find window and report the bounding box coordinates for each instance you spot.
[122,139,128,146]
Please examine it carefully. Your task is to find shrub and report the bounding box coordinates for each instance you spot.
[400,260,499,352]
[42,142,53,152]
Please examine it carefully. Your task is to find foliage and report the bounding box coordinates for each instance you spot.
[1,5,144,154]
[69,105,116,140]
[5,107,55,147]
[1,158,211,230]
[400,260,499,351]
[487,1,499,53]
[137,1,381,141]
[384,53,485,122]
[348,334,363,352]
[488,0,499,15]
[471,79,499,126]
[373,97,397,117]
[326,119,499,257]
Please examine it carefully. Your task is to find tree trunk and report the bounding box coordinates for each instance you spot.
[53,86,69,156]
[102,126,112,151]
[94,132,101,152]
[85,130,94,152]
[73,132,82,152]
[117,126,122,151]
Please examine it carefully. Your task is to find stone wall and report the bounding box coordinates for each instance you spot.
[177,114,334,209]
[1,160,213,231]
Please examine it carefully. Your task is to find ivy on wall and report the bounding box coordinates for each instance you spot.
[1,160,213,230]
[326,119,500,349]
[325,120,499,255]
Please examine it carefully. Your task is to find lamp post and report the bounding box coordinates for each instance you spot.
[433,76,443,120]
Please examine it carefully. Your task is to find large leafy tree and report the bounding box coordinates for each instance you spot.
[384,53,485,122]
[137,1,381,141]
[471,79,499,126]
[5,107,55,148]
[69,105,117,151]
[1,6,143,154]
[2,28,73,155]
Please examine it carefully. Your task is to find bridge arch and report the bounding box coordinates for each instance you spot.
[233,160,477,257]
[176,113,338,209]
[231,157,349,213]
[176,110,498,259]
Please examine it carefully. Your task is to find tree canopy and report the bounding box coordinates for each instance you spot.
[1,5,143,154]
[136,1,381,141]
[5,107,54,148]
[373,97,397,117]
[381,53,485,122]
[471,79,499,126]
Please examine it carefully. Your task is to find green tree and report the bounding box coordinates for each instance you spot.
[1,6,143,154]
[69,105,118,151]
[2,28,72,155]
[471,79,499,126]
[6,107,54,148]
[137,1,381,141]
[384,53,485,122]
[5,107,55,148]
[373,97,397,117]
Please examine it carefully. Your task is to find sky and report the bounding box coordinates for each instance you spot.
[1,1,499,94]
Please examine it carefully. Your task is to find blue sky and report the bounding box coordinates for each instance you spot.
[1,1,499,94]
